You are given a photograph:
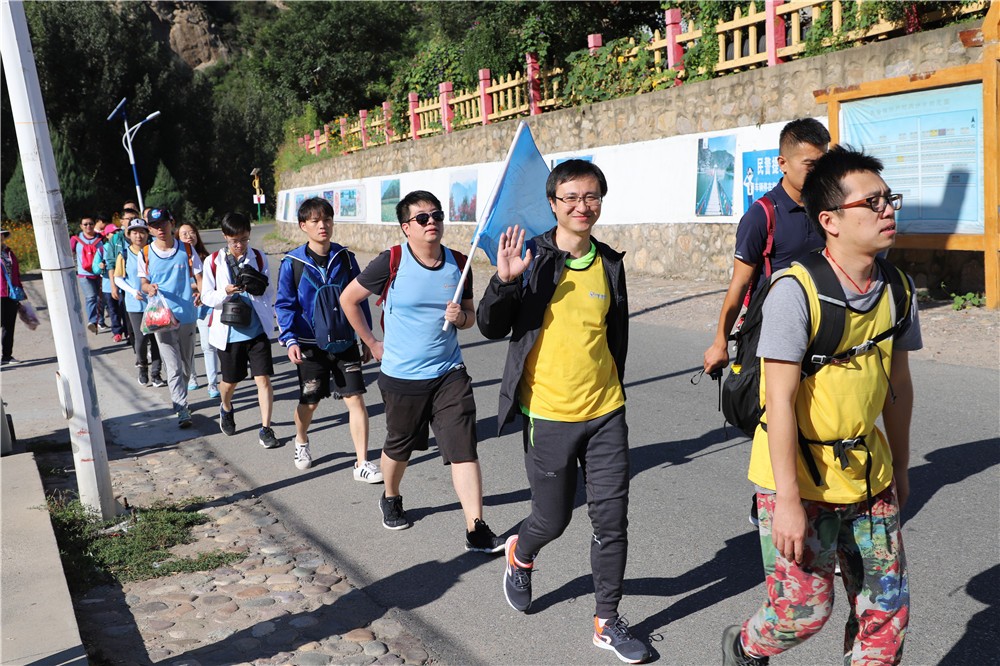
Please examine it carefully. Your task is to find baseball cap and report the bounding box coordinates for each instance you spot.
[147,208,173,225]
[126,218,148,232]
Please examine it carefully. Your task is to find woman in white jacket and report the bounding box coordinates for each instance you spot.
[201,212,279,449]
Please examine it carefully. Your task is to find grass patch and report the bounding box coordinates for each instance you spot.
[44,492,243,594]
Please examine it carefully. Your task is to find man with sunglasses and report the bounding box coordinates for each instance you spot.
[72,215,109,334]
[477,160,649,664]
[721,146,920,666]
[340,190,505,553]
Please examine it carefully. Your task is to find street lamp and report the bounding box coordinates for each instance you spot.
[107,97,160,211]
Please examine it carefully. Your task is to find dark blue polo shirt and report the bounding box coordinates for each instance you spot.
[734,179,824,296]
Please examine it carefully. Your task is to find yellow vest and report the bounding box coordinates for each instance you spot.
[748,263,907,503]
[519,253,625,422]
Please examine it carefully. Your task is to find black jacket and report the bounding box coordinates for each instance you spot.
[476,228,629,436]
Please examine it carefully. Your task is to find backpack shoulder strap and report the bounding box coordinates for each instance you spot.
[182,242,196,281]
[254,248,265,272]
[141,244,149,265]
[757,194,777,279]
[798,251,846,377]
[875,256,910,328]
[376,244,403,307]
[208,250,222,281]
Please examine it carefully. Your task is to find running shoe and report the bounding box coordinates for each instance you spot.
[137,367,149,386]
[353,460,384,484]
[87,323,98,334]
[503,534,532,612]
[219,407,236,436]
[721,625,769,666]
[187,379,199,391]
[465,518,504,553]
[594,616,649,664]
[258,426,280,449]
[177,408,192,429]
[96,324,111,333]
[207,384,220,399]
[150,375,167,388]
[379,493,410,530]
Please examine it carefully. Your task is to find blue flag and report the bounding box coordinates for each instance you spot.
[473,122,552,265]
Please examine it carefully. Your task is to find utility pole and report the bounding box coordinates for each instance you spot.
[107,97,160,211]
[251,167,264,223]
[1,0,116,518]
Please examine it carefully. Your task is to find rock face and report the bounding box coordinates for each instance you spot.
[147,1,228,70]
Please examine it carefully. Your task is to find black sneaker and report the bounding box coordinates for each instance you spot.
[137,367,149,386]
[721,625,769,666]
[150,375,167,388]
[465,518,505,553]
[219,407,236,436]
[749,493,760,527]
[503,535,532,612]
[379,493,410,530]
[258,426,279,449]
[593,616,650,664]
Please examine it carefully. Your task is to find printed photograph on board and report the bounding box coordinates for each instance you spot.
[381,179,400,223]
[741,149,781,214]
[449,170,478,222]
[551,155,593,168]
[695,135,736,217]
[340,188,358,217]
[294,193,305,216]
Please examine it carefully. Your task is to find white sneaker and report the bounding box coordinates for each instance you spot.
[353,460,384,484]
[294,441,312,470]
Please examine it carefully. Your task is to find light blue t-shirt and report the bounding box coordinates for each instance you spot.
[379,244,465,380]
[227,292,264,343]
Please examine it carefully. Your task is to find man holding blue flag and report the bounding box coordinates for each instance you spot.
[477,160,649,664]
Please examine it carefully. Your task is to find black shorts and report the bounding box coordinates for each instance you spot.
[297,343,366,404]
[379,366,477,464]
[218,333,274,383]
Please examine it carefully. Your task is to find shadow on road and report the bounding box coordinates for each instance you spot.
[904,437,1000,522]
[938,563,998,666]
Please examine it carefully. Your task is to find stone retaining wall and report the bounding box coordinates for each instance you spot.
[280,19,985,288]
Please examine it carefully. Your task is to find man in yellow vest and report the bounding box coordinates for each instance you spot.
[722,146,921,666]
[478,160,649,664]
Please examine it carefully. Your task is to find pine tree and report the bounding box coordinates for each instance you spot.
[2,157,30,221]
[51,131,96,220]
[145,161,184,214]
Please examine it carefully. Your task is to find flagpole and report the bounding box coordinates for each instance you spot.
[443,121,529,331]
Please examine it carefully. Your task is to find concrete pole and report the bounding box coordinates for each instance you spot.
[1,0,116,519]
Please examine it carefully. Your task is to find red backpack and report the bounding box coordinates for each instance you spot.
[70,234,101,274]
[375,244,468,331]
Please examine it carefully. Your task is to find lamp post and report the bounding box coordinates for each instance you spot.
[250,167,264,223]
[107,97,159,211]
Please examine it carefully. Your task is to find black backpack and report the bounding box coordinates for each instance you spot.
[721,251,911,439]
[291,251,355,353]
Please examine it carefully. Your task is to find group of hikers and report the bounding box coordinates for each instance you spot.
[0,117,919,665]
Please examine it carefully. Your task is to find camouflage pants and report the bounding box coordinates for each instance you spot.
[741,484,909,665]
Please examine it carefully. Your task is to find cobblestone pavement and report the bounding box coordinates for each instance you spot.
[36,442,433,666]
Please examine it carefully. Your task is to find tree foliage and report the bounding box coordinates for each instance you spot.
[2,157,29,222]
[145,161,183,214]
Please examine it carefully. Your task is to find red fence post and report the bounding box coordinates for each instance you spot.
[323,124,330,152]
[313,129,321,155]
[588,33,603,54]
[478,69,493,125]
[766,0,786,66]
[439,82,454,133]
[382,101,393,144]
[408,92,421,140]
[664,8,685,70]
[525,53,541,115]
[338,118,347,152]
[359,109,369,149]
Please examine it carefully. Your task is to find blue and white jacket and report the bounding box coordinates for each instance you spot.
[275,243,372,349]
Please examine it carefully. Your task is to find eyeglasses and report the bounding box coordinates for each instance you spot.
[80,222,95,227]
[406,210,445,226]
[227,238,250,247]
[830,193,902,214]
[554,194,603,207]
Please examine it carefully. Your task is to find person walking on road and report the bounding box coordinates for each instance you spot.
[178,221,221,399]
[721,146,920,666]
[476,160,649,664]
[274,198,383,481]
[72,215,109,334]
[340,190,505,553]
[139,207,202,428]
[1,228,25,365]
[113,216,165,387]
[202,212,279,449]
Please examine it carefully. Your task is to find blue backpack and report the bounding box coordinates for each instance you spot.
[292,252,355,353]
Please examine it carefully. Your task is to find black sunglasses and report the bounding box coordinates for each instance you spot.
[406,210,445,226]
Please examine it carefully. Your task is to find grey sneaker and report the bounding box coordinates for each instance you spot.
[465,518,504,553]
[503,535,532,612]
[593,615,649,664]
[379,493,410,530]
[178,408,192,429]
[258,426,279,449]
[137,367,149,386]
[219,407,236,436]
[721,625,769,666]
[150,375,167,388]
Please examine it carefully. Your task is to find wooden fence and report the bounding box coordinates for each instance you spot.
[299,0,987,155]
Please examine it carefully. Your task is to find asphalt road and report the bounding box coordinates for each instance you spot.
[53,224,999,665]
